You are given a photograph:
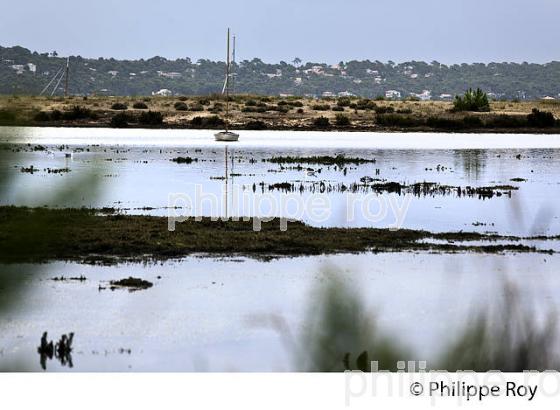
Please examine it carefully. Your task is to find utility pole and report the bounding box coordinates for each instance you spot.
[64,57,69,97]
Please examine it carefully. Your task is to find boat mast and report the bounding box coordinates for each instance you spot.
[225,28,230,132]
[231,35,236,92]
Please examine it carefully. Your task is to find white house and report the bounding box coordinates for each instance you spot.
[152,89,173,97]
[11,64,25,74]
[338,91,355,97]
[411,90,432,101]
[157,71,182,79]
[27,63,37,73]
[385,90,401,99]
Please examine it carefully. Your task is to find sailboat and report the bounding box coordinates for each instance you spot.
[215,28,240,142]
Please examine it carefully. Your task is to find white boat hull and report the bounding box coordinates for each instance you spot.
[214,131,240,141]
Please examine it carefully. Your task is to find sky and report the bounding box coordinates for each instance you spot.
[1,0,558,64]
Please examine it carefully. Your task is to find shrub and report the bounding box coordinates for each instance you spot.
[312,104,330,111]
[204,115,225,126]
[178,96,188,102]
[453,88,490,112]
[0,110,17,124]
[174,101,189,111]
[198,98,210,105]
[463,116,483,128]
[335,114,351,126]
[374,96,386,101]
[287,100,304,107]
[190,104,204,112]
[133,102,148,109]
[190,116,203,127]
[396,108,412,114]
[111,102,128,110]
[245,99,257,106]
[297,108,304,114]
[274,105,290,113]
[332,106,344,112]
[242,106,267,113]
[190,115,225,128]
[62,106,97,121]
[376,114,424,127]
[50,110,63,121]
[110,112,132,128]
[246,120,267,130]
[485,114,528,128]
[209,103,224,113]
[374,106,395,114]
[34,111,52,122]
[313,116,330,128]
[527,108,556,128]
[426,117,463,130]
[356,99,377,110]
[337,97,352,107]
[138,111,164,126]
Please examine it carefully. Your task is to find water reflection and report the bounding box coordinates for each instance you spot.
[38,332,74,371]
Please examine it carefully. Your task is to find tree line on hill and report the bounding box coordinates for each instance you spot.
[1,45,559,99]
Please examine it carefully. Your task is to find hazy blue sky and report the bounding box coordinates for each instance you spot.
[1,0,558,63]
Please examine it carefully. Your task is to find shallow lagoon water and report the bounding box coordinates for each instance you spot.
[1,127,560,371]
[2,127,560,236]
[1,252,559,372]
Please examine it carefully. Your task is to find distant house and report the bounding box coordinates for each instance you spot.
[304,66,324,75]
[107,70,118,77]
[10,64,25,74]
[385,90,401,99]
[338,91,355,97]
[157,71,182,79]
[322,91,335,97]
[152,89,173,97]
[542,96,556,100]
[439,93,453,101]
[410,90,432,101]
[26,63,37,73]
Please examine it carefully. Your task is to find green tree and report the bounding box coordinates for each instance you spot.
[453,88,490,112]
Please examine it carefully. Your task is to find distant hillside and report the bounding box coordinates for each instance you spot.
[1,45,559,100]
